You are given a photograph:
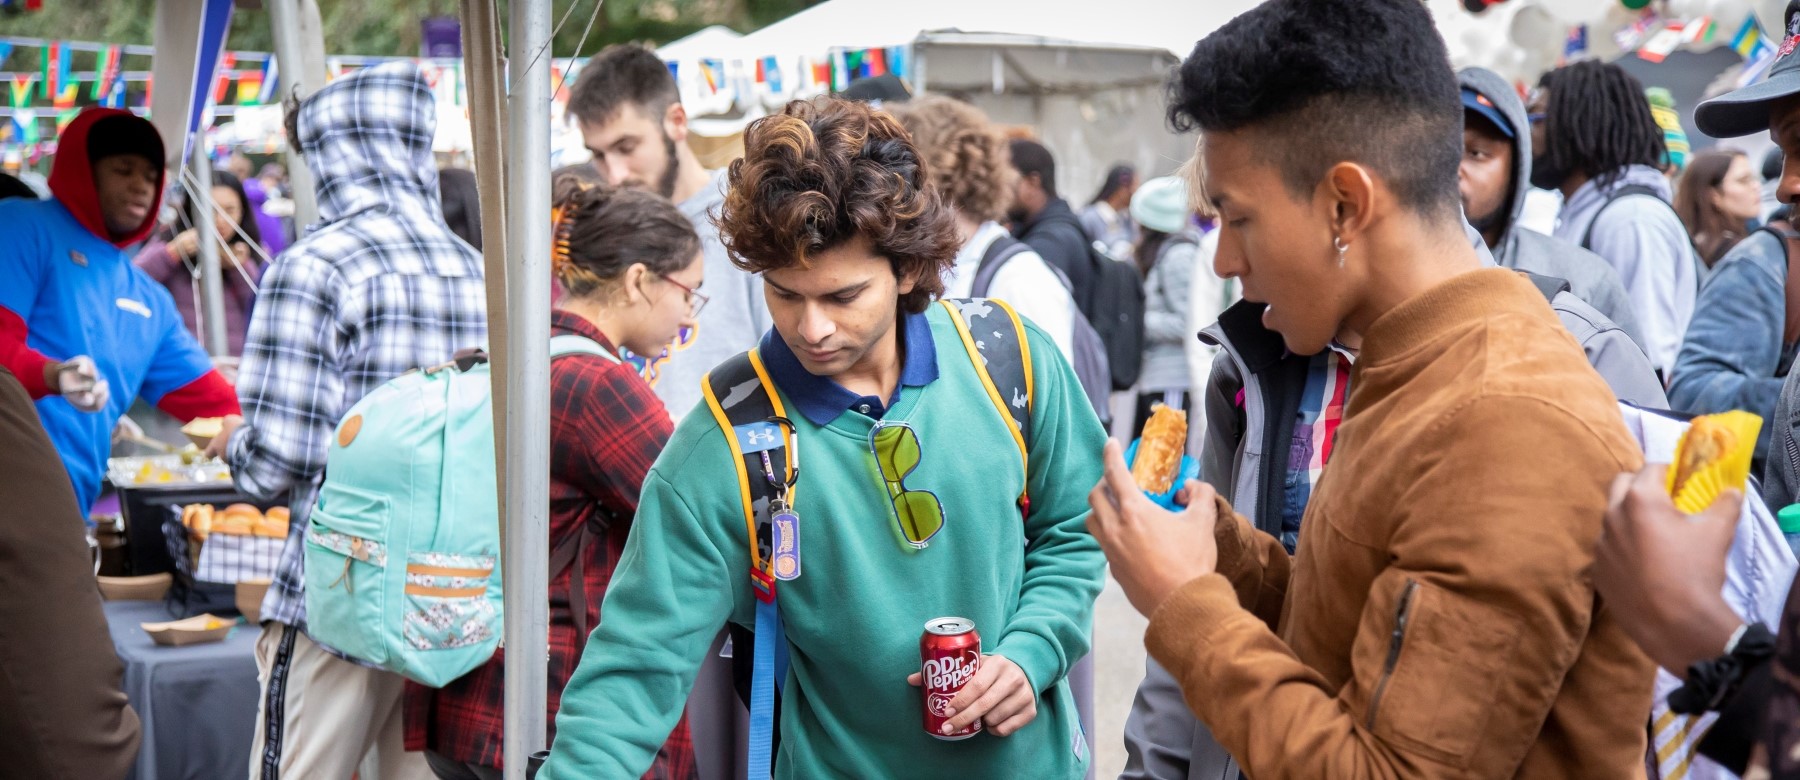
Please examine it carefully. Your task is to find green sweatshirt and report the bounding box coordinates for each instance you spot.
[541,305,1107,779]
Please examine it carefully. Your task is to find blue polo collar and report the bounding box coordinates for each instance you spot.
[758,308,938,426]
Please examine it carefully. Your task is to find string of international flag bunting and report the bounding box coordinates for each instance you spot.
[0,32,910,160]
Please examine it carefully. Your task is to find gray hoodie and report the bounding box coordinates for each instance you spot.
[1457,68,1646,352]
[1551,162,1698,372]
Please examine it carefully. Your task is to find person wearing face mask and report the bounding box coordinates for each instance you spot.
[0,107,240,517]
[403,180,700,780]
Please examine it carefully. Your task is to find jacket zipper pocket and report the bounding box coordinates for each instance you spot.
[1365,579,1419,730]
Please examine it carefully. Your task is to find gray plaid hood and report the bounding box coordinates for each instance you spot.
[295,61,444,226]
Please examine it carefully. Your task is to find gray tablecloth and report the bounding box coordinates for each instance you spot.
[105,600,259,780]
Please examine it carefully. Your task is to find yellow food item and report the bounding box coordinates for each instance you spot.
[1667,411,1763,515]
[1132,405,1188,494]
[183,504,215,540]
[181,417,224,438]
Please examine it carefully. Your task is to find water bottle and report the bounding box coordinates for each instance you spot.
[1778,505,1800,559]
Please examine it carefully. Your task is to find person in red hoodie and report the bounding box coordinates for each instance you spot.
[0,107,239,515]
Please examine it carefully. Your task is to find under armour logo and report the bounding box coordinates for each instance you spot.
[746,428,776,447]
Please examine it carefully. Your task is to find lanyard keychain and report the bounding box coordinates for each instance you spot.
[761,416,802,581]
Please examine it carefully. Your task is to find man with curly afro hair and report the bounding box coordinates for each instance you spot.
[540,97,1108,779]
[1087,0,1655,778]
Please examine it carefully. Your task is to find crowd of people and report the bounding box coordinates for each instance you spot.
[10,0,1800,777]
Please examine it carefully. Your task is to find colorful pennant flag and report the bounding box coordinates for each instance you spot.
[1637,25,1683,63]
[1564,25,1589,61]
[8,74,34,108]
[887,46,908,79]
[762,56,783,93]
[11,109,39,145]
[258,57,279,104]
[55,108,78,134]
[237,69,263,105]
[0,42,14,68]
[1616,9,1661,52]
[831,50,849,92]
[810,58,830,89]
[1734,15,1768,58]
[866,48,888,78]
[39,42,58,101]
[1682,16,1716,45]
[51,80,78,110]
[92,44,123,103]
[213,52,237,104]
[700,58,724,93]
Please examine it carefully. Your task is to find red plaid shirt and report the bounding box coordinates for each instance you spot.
[405,311,696,777]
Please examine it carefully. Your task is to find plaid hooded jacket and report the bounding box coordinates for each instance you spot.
[225,61,488,630]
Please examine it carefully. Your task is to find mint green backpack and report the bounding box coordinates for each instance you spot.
[304,335,616,687]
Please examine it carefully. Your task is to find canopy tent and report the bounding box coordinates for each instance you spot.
[659,0,1263,198]
[1432,0,1789,85]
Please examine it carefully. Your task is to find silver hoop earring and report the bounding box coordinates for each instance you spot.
[1333,235,1349,268]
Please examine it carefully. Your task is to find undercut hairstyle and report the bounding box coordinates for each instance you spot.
[1537,60,1666,186]
[567,43,681,128]
[552,176,700,300]
[1166,0,1463,219]
[887,96,1019,223]
[717,98,960,314]
[1008,139,1058,199]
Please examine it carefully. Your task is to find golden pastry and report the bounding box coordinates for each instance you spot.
[1132,405,1188,494]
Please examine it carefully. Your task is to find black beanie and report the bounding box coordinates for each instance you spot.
[85,114,166,168]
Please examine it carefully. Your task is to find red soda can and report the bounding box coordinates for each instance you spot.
[921,616,983,740]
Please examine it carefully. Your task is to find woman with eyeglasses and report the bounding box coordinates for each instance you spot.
[402,178,701,780]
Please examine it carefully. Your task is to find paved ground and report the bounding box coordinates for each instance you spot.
[1092,567,1150,779]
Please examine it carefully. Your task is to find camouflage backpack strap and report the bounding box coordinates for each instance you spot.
[939,298,1034,515]
[700,350,796,599]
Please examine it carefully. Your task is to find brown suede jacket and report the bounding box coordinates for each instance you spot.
[1147,269,1655,778]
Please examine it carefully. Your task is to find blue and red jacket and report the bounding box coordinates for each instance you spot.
[0,108,238,514]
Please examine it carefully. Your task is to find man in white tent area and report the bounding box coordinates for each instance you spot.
[566,43,772,421]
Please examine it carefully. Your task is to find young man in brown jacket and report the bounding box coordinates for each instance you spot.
[1087,0,1655,777]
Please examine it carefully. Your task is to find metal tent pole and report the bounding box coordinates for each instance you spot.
[190,151,230,357]
[502,0,553,776]
[265,0,326,228]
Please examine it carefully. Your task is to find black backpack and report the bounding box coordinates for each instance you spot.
[972,236,1113,422]
[1088,241,1147,390]
[1036,212,1145,390]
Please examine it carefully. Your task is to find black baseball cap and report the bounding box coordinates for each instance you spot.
[1696,0,1800,137]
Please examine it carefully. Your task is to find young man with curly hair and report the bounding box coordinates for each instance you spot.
[539,97,1107,779]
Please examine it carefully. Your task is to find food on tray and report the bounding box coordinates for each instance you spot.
[1131,405,1188,495]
